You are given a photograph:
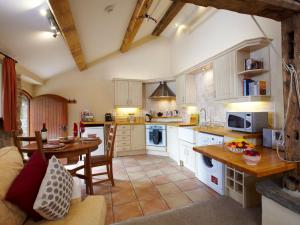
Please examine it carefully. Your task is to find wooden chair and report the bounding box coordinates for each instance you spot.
[79,124,117,186]
[13,131,46,162]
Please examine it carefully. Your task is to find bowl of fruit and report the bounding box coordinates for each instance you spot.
[225,139,255,153]
[243,150,261,166]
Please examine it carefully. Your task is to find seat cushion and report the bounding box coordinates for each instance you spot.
[24,196,106,225]
[5,150,48,220]
[0,146,27,225]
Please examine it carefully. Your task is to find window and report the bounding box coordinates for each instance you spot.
[20,91,31,136]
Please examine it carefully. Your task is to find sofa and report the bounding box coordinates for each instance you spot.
[0,146,107,225]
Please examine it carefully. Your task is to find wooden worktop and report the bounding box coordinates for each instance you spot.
[193,126,262,139]
[193,145,297,177]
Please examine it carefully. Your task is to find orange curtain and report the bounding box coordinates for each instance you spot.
[2,57,17,132]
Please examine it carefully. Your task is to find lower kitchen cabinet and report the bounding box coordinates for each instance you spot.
[167,126,179,164]
[115,125,146,156]
[179,140,196,173]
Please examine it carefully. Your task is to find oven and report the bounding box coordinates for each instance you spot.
[146,124,166,147]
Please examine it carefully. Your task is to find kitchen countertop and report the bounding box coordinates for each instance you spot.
[82,121,197,127]
[193,145,297,177]
[193,126,262,139]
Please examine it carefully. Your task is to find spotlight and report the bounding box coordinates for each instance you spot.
[40,9,47,16]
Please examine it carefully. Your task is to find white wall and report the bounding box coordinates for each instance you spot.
[170,10,283,127]
[35,37,171,129]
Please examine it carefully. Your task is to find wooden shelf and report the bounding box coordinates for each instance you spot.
[215,95,271,103]
[237,69,268,76]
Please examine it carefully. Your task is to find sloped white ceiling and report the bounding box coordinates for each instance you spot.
[0,0,201,79]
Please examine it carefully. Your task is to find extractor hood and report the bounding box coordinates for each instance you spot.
[149,81,176,99]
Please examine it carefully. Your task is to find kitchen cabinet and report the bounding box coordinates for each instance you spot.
[176,74,196,105]
[213,51,237,100]
[179,140,196,173]
[131,125,145,150]
[115,125,146,156]
[114,80,142,107]
[167,126,179,164]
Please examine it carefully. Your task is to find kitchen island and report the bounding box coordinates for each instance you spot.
[193,144,296,177]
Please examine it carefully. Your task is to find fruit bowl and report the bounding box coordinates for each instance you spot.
[225,139,255,153]
[243,150,261,166]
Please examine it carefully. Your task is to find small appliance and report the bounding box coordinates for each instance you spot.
[145,114,152,122]
[263,128,283,150]
[105,113,113,122]
[226,112,268,133]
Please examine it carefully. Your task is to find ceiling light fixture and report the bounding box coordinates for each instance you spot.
[40,8,47,16]
[41,9,61,38]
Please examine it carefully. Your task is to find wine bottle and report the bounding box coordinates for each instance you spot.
[41,123,47,143]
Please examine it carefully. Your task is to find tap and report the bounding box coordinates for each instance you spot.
[199,108,207,124]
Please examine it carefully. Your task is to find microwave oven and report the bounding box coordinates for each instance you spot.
[226,112,268,133]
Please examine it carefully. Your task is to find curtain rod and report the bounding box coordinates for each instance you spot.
[0,51,18,63]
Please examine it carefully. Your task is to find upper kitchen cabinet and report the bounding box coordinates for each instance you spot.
[213,51,237,100]
[176,74,197,106]
[114,79,142,107]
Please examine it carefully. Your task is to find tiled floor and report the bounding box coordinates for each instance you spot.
[82,154,220,225]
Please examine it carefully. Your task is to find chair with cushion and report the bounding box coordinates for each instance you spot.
[77,124,117,186]
[0,146,107,225]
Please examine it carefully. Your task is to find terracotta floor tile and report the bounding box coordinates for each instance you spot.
[134,186,161,201]
[113,202,143,222]
[184,187,215,203]
[112,189,137,206]
[128,171,147,180]
[174,178,204,192]
[156,183,181,196]
[105,206,114,225]
[141,164,159,171]
[93,182,112,195]
[111,180,132,193]
[149,175,172,185]
[139,198,169,215]
[162,192,192,209]
[131,177,153,189]
[104,193,112,207]
[126,166,143,173]
[160,167,179,175]
[146,169,163,177]
[167,172,189,182]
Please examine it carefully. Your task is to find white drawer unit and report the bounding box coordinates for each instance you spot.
[115,125,146,156]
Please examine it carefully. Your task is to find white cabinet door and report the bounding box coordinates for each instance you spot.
[179,140,196,173]
[176,74,196,105]
[128,81,142,107]
[167,126,179,163]
[130,125,145,150]
[176,75,186,105]
[186,146,196,173]
[213,52,236,100]
[114,80,129,106]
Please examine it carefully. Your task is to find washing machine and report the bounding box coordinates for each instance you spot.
[195,132,225,195]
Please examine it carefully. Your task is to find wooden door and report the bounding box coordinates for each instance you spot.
[30,94,68,139]
[114,80,129,106]
[128,81,142,107]
[176,75,186,105]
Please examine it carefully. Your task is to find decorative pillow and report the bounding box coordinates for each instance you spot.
[5,150,48,221]
[0,146,27,225]
[33,156,74,220]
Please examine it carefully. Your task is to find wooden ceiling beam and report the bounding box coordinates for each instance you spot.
[177,0,300,21]
[49,0,87,71]
[152,1,185,36]
[120,0,153,53]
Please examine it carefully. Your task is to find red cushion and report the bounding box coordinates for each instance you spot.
[5,151,48,221]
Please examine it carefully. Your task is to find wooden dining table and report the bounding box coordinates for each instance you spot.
[22,138,102,195]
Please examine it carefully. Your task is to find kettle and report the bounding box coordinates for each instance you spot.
[145,114,152,122]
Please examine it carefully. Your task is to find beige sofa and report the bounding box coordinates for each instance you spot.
[0,146,106,225]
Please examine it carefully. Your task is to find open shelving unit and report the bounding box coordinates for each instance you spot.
[225,166,261,208]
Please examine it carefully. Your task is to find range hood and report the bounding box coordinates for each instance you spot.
[149,81,176,99]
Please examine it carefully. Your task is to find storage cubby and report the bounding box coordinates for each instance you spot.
[225,166,261,208]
